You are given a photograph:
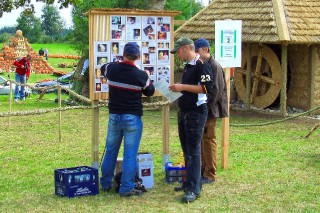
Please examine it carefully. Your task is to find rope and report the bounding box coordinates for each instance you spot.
[4,78,318,127]
[230,105,320,127]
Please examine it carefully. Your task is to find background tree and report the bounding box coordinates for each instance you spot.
[165,0,203,20]
[41,5,65,40]
[16,11,43,43]
[0,0,78,17]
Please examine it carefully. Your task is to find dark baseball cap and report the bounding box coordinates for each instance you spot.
[123,42,141,57]
[170,37,194,54]
[194,38,210,51]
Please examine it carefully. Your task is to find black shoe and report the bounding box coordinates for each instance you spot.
[119,189,142,197]
[181,191,200,203]
[101,186,111,192]
[202,177,214,184]
[174,185,187,192]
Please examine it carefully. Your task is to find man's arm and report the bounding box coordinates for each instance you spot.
[169,84,203,94]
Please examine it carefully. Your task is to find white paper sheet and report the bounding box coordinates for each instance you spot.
[154,79,182,103]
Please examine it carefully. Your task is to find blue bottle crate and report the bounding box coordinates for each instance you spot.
[165,162,186,183]
[54,166,99,198]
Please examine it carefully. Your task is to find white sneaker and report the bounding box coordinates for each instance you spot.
[14,99,20,103]
[21,97,26,101]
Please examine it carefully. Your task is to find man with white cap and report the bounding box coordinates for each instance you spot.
[100,42,155,197]
[169,37,214,203]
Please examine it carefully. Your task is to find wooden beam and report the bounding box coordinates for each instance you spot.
[221,67,231,169]
[174,20,187,25]
[280,44,288,116]
[310,45,316,109]
[246,43,251,109]
[272,0,290,41]
[91,100,100,169]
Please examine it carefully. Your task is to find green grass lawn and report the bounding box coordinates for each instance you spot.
[30,43,79,75]
[30,43,79,55]
[0,99,319,212]
[1,43,319,212]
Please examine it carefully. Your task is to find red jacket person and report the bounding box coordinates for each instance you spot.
[13,54,31,102]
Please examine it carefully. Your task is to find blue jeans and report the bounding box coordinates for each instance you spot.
[14,73,26,100]
[178,104,207,195]
[100,114,143,194]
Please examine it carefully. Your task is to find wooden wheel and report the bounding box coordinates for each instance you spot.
[234,44,281,108]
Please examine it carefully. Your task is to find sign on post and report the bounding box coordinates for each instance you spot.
[215,20,242,68]
[215,20,242,169]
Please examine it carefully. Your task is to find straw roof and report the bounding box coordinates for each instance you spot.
[174,0,320,44]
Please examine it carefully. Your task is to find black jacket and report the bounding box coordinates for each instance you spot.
[103,61,155,116]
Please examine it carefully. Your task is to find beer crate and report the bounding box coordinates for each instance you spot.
[165,162,186,183]
[54,166,99,198]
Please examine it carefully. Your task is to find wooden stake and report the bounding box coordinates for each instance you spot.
[58,85,62,142]
[91,100,100,169]
[221,67,231,169]
[162,100,170,166]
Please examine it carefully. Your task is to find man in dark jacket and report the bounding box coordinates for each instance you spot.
[13,54,31,102]
[169,37,214,203]
[195,38,228,184]
[100,42,155,197]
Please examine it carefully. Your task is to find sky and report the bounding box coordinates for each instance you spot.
[0,0,73,28]
[0,0,210,28]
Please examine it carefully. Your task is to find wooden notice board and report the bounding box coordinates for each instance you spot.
[87,8,180,168]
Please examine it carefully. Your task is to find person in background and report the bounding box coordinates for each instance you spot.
[169,37,214,203]
[195,38,228,184]
[13,54,32,102]
[100,42,155,197]
[80,58,89,97]
[44,48,49,60]
[39,48,44,56]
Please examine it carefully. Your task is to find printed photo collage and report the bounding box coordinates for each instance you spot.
[94,15,172,93]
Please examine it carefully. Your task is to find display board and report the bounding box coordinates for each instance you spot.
[88,9,179,100]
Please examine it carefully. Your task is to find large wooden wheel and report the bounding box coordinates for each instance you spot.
[235,44,282,108]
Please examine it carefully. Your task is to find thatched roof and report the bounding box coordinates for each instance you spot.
[175,0,320,44]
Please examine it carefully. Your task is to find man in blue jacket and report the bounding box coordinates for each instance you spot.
[100,42,155,197]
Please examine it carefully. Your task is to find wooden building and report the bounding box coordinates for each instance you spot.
[174,0,320,112]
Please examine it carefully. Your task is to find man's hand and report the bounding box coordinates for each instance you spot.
[169,84,184,92]
[144,70,150,77]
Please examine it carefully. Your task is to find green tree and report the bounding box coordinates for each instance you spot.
[41,5,65,40]
[0,0,79,17]
[165,0,203,20]
[16,11,43,43]
[0,26,16,34]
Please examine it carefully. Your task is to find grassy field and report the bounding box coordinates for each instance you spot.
[30,43,80,79]
[1,43,319,212]
[0,94,319,212]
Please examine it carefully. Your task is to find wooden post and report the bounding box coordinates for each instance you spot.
[91,100,100,169]
[8,73,13,129]
[162,100,170,167]
[246,43,251,109]
[280,44,288,116]
[58,85,62,142]
[221,67,231,169]
[310,45,316,110]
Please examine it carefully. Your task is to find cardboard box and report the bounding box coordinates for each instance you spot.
[165,162,186,183]
[137,153,154,188]
[54,166,99,198]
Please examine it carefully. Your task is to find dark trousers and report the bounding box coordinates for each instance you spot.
[178,105,207,195]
